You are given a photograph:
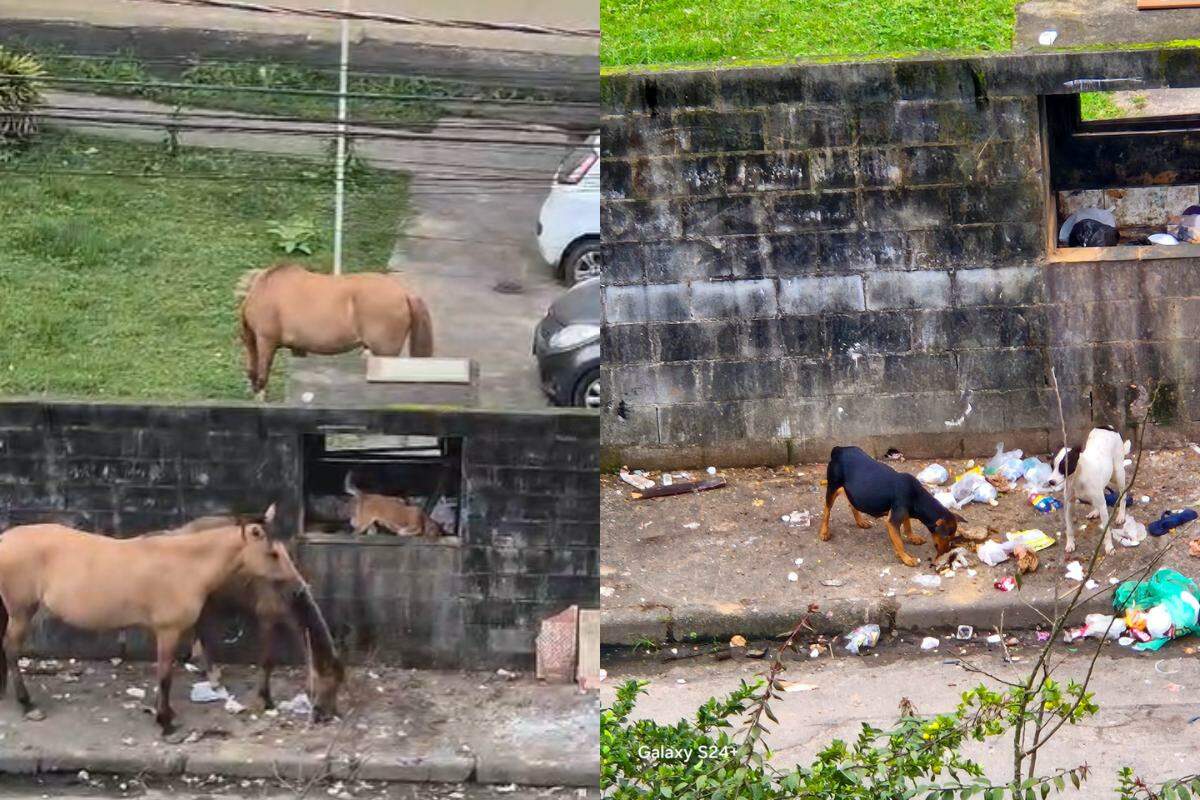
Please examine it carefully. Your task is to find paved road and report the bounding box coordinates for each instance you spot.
[43,90,581,409]
[0,0,598,57]
[603,640,1200,796]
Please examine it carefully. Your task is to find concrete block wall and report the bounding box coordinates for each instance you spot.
[600,48,1200,466]
[0,401,598,669]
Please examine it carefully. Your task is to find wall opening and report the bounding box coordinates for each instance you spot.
[300,430,462,538]
[1045,90,1200,260]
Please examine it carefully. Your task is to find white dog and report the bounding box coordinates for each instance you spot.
[1049,426,1131,554]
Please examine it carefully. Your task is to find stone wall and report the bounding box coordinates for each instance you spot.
[600,47,1200,466]
[0,401,598,669]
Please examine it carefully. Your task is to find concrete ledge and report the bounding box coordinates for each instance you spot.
[349,754,475,783]
[475,748,599,787]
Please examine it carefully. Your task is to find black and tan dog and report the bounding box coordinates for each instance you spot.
[818,446,964,567]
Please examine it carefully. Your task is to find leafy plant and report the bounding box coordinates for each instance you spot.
[267,217,320,255]
[0,46,44,147]
[602,615,1091,799]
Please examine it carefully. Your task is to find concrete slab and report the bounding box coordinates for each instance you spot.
[1016,0,1200,51]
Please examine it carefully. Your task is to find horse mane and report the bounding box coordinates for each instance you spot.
[234,263,299,312]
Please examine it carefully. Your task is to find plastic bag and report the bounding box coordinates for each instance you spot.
[985,443,1022,475]
[844,624,880,655]
[916,463,949,486]
[977,540,1010,566]
[1113,568,1200,651]
[1023,460,1053,490]
[951,473,987,504]
[934,491,959,510]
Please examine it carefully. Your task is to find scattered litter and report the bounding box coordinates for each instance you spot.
[730,635,747,648]
[1118,636,1134,647]
[934,490,959,509]
[277,693,313,716]
[662,474,673,486]
[920,637,940,651]
[1029,493,1063,514]
[1113,568,1200,651]
[1007,529,1056,551]
[986,634,1003,644]
[1085,579,1099,590]
[682,522,700,529]
[1038,29,1058,45]
[787,572,799,582]
[781,511,812,528]
[1064,561,1085,582]
[794,557,804,566]
[1156,659,1182,675]
[778,680,818,692]
[1190,538,1200,558]
[1149,233,1179,246]
[600,586,615,598]
[125,687,146,700]
[1015,545,1039,575]
[845,624,880,655]
[224,697,246,714]
[630,476,727,500]
[189,682,230,704]
[706,466,717,475]
[820,579,845,587]
[951,472,998,506]
[957,525,991,543]
[967,569,977,577]
[1063,613,1127,643]
[916,464,949,486]
[1119,517,1148,548]
[955,625,973,640]
[995,576,1017,592]
[745,647,767,659]
[496,668,519,680]
[885,448,905,461]
[619,469,655,491]
[912,574,942,589]
[1037,630,1051,642]
[933,547,970,572]
[1148,509,1199,537]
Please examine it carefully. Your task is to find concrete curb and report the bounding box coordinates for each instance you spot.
[603,590,1115,647]
[1,747,592,788]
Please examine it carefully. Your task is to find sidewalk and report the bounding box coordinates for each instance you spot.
[0,660,597,788]
[602,447,1200,646]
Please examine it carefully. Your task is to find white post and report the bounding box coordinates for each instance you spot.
[332,0,350,275]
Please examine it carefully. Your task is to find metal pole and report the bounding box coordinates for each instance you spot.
[332,0,350,275]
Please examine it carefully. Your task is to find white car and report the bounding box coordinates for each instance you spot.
[536,132,600,285]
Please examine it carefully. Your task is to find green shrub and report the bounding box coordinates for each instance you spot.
[0,47,44,147]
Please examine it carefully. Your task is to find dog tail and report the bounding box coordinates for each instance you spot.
[344,472,360,497]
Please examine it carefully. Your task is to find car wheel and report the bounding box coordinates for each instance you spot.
[562,240,602,286]
[572,369,601,409]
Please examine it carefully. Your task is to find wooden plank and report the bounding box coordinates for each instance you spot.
[1138,0,1200,8]
[630,476,727,500]
[576,609,600,690]
[366,356,473,384]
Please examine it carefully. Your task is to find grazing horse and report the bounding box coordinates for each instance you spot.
[0,509,303,733]
[174,517,345,720]
[236,263,434,400]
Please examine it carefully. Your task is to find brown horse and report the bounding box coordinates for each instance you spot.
[0,509,303,733]
[175,517,345,720]
[236,263,434,400]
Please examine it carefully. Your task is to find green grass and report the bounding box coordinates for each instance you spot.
[601,0,1019,69]
[1079,91,1150,120]
[1,42,558,127]
[0,130,408,400]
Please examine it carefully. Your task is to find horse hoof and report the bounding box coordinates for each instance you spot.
[23,708,45,722]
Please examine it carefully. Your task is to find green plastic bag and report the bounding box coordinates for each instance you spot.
[1112,568,1200,651]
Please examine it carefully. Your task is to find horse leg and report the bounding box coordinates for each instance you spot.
[190,637,222,688]
[4,611,41,720]
[254,622,277,712]
[252,335,277,402]
[241,317,259,394]
[154,630,181,734]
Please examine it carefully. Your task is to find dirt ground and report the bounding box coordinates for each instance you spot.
[601,446,1200,640]
[0,659,596,781]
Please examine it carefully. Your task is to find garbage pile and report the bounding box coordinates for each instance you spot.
[1059,205,1200,248]
[918,443,1060,513]
[1064,568,1200,652]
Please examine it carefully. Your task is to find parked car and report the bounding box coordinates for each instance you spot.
[532,277,600,408]
[536,131,600,286]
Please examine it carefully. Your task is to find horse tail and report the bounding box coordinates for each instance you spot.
[0,594,8,695]
[406,294,434,357]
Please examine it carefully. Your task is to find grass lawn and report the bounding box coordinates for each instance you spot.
[600,0,1019,69]
[0,130,408,401]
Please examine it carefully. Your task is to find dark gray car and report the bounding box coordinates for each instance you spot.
[533,278,601,408]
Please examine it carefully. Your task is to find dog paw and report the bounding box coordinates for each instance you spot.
[907,534,925,545]
[900,554,919,568]
[1064,540,1076,554]
[818,528,832,542]
[856,520,874,530]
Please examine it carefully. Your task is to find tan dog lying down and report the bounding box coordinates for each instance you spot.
[344,473,443,537]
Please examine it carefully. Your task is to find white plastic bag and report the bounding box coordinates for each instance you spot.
[916,463,949,486]
[986,443,1022,474]
[977,540,1011,566]
[934,490,959,510]
[951,473,987,505]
